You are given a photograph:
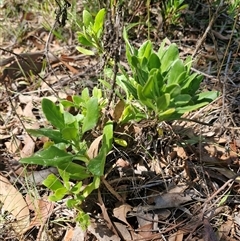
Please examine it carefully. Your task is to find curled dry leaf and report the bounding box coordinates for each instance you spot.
[0,174,30,234]
[88,220,121,241]
[28,198,54,228]
[116,158,130,168]
[113,204,133,226]
[5,137,22,154]
[136,210,157,238]
[20,134,36,158]
[169,230,184,241]
[111,99,125,122]
[87,135,102,159]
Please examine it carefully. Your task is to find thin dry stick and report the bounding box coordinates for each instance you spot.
[104,3,123,116]
[201,173,240,217]
[220,51,232,133]
[192,1,224,57]
[44,2,73,95]
[217,7,240,80]
[101,176,125,203]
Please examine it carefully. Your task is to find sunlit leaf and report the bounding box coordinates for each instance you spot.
[83,10,93,27]
[93,8,105,34]
[76,46,94,55]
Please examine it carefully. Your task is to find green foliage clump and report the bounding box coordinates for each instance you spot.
[76,8,106,55]
[20,88,113,229]
[117,29,219,123]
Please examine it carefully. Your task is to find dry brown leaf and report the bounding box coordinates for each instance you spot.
[136,210,157,238]
[174,146,187,159]
[20,134,35,158]
[5,136,22,154]
[111,100,125,122]
[18,94,41,104]
[87,135,102,159]
[24,198,54,232]
[169,230,184,241]
[27,167,58,185]
[0,52,45,81]
[204,144,238,164]
[63,228,74,241]
[208,167,240,183]
[23,101,37,121]
[138,223,153,238]
[97,189,119,236]
[88,220,121,241]
[113,222,132,240]
[116,158,130,168]
[217,219,233,240]
[21,11,35,21]
[0,174,30,234]
[113,204,133,226]
[154,193,192,209]
[203,218,218,241]
[60,60,79,74]
[71,225,86,241]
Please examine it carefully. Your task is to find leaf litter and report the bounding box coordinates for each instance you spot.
[1,1,240,240]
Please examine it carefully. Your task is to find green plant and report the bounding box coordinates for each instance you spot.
[225,0,240,17]
[117,29,219,123]
[76,8,106,55]
[20,87,113,229]
[161,0,188,26]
